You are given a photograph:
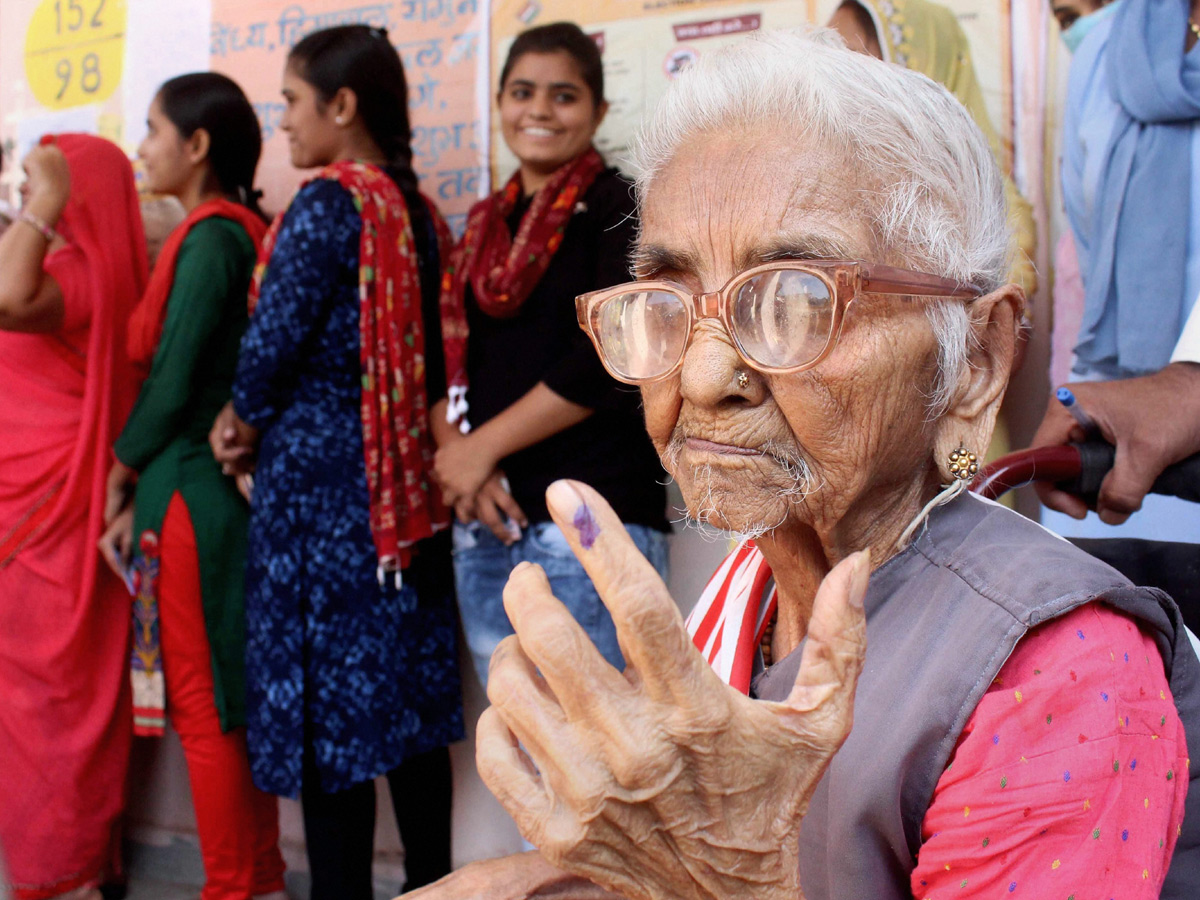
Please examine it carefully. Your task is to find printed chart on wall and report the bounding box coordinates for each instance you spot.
[1,0,126,193]
[2,0,211,199]
[488,0,817,183]
[490,0,1014,182]
[210,0,488,231]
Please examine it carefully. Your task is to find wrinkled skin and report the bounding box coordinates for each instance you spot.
[407,126,1020,900]
[480,480,868,900]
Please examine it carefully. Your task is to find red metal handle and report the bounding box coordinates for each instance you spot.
[970,446,1083,501]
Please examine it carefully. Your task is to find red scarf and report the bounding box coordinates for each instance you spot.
[127,199,267,368]
[250,161,465,574]
[438,146,605,426]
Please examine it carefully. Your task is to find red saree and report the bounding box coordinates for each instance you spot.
[0,134,147,898]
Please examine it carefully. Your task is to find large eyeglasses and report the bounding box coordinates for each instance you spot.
[575,260,981,384]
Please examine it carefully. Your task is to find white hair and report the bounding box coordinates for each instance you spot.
[628,26,1011,414]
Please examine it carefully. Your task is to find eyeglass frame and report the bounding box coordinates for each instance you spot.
[575,259,982,385]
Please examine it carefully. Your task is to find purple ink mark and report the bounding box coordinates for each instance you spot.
[574,503,601,549]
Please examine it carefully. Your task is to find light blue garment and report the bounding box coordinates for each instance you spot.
[1061,1,1121,54]
[1063,0,1200,378]
[452,519,670,687]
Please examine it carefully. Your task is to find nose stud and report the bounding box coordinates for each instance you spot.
[736,370,749,390]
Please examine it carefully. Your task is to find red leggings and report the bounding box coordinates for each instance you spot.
[160,494,285,900]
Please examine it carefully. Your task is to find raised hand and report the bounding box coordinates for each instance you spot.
[477,479,869,900]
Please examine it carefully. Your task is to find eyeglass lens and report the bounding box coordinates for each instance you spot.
[595,268,836,380]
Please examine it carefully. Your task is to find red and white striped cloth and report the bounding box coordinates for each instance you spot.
[686,541,778,695]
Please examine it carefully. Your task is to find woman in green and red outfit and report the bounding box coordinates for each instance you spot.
[99,73,286,900]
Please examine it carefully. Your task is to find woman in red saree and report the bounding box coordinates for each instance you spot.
[0,134,147,899]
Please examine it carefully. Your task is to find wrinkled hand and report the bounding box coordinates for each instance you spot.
[98,504,135,585]
[1030,363,1200,525]
[433,432,497,509]
[478,480,869,900]
[22,142,70,221]
[209,401,258,476]
[105,460,135,525]
[400,851,623,900]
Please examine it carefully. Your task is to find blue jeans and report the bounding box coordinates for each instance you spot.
[453,520,670,687]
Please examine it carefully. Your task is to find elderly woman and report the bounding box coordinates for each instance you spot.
[409,28,1200,900]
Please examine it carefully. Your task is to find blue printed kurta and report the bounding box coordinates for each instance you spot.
[232,179,463,797]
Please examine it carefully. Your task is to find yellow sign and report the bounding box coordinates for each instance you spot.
[24,0,125,110]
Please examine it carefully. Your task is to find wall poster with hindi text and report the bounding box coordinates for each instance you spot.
[209,0,489,230]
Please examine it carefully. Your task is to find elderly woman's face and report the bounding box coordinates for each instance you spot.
[639,128,945,538]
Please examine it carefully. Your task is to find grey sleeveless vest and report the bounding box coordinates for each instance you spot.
[753,493,1200,899]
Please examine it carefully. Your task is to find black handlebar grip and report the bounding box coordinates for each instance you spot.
[1060,441,1200,506]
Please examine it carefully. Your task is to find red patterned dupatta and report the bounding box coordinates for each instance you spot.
[438,146,605,425]
[249,161,463,576]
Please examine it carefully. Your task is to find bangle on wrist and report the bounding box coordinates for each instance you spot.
[18,209,59,242]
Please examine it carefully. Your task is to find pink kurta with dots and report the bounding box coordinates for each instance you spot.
[911,602,1190,898]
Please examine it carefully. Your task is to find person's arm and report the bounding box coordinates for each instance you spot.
[432,384,590,509]
[114,222,250,471]
[911,603,1188,897]
[431,177,639,506]
[0,144,68,333]
[231,180,359,429]
[1030,363,1200,523]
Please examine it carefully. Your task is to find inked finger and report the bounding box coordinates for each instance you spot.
[543,480,711,692]
[784,550,870,747]
[502,561,631,718]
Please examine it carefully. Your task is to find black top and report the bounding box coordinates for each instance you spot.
[459,167,668,529]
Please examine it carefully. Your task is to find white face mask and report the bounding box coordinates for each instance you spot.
[1062,1,1121,54]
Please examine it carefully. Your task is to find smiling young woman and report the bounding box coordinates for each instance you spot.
[429,21,670,695]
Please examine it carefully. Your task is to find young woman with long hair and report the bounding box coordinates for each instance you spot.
[431,22,669,689]
[209,26,464,898]
[99,72,287,900]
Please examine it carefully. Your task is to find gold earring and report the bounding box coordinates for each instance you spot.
[948,443,978,480]
[736,370,749,390]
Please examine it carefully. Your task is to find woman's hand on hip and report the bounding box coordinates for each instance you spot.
[478,480,869,900]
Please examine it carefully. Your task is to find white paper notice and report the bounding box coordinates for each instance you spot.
[121,0,213,148]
